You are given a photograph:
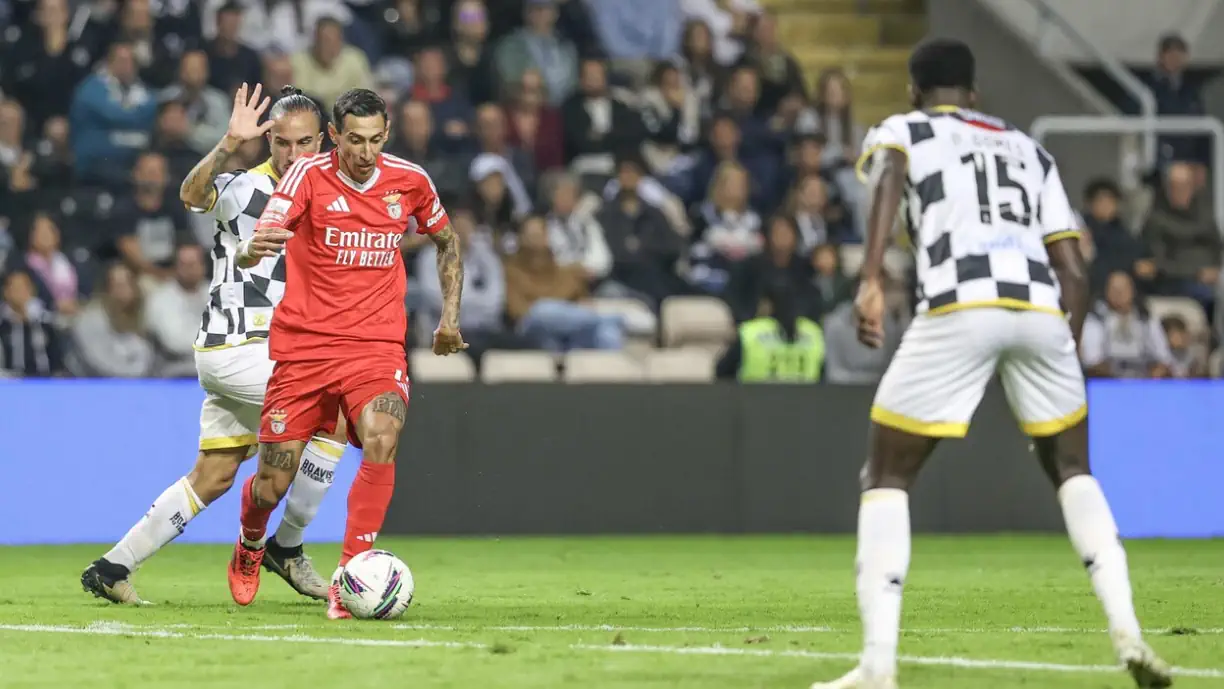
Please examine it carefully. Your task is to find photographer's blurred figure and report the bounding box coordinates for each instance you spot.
[716,277,825,382]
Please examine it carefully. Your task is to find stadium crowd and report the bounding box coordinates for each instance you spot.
[0,0,1219,382]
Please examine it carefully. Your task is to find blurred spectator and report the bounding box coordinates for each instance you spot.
[805,68,864,165]
[1148,34,1207,166]
[28,116,73,193]
[162,49,231,155]
[69,40,158,184]
[2,0,94,132]
[262,52,298,100]
[674,19,722,117]
[1160,315,1207,378]
[494,0,579,107]
[388,100,464,199]
[505,214,625,351]
[68,262,156,378]
[469,156,522,239]
[23,211,77,316]
[108,151,194,282]
[787,133,859,239]
[99,0,182,90]
[504,69,564,172]
[641,62,702,172]
[379,0,443,58]
[145,244,208,377]
[1141,161,1221,311]
[0,268,63,377]
[716,275,824,382]
[805,242,852,320]
[719,66,778,156]
[444,0,497,106]
[726,213,808,322]
[153,101,201,186]
[738,10,805,115]
[1080,270,1173,379]
[688,160,763,294]
[412,46,474,145]
[787,172,854,249]
[668,114,754,208]
[822,277,904,385]
[561,59,643,176]
[472,104,535,202]
[291,16,374,111]
[596,153,685,308]
[1080,178,1154,295]
[0,99,28,182]
[545,170,611,282]
[586,0,683,60]
[205,2,263,93]
[373,57,414,108]
[680,0,760,66]
[416,205,531,363]
[201,0,352,55]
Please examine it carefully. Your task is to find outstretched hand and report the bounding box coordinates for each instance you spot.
[432,326,468,356]
[227,83,274,142]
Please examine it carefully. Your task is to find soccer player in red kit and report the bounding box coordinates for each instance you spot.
[228,88,466,619]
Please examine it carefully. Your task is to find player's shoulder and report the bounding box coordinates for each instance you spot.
[277,152,333,194]
[380,153,437,186]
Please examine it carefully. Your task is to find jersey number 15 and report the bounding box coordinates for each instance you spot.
[960,152,1032,227]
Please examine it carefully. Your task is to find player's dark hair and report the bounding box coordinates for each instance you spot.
[268,85,325,130]
[908,38,975,96]
[332,88,387,132]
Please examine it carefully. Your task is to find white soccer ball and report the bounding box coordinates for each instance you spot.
[338,549,415,620]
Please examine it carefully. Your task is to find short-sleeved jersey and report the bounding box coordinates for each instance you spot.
[188,160,287,350]
[257,151,449,362]
[856,106,1080,316]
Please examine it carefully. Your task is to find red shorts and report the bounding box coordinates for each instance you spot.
[259,354,411,449]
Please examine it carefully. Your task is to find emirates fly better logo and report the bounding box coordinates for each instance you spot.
[325,226,404,267]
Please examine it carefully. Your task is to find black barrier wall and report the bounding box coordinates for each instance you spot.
[386,385,1065,535]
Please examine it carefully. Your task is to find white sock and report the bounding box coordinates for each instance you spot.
[104,477,204,571]
[855,488,911,679]
[1058,475,1143,641]
[272,437,343,549]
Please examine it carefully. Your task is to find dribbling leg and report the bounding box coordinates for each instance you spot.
[228,440,306,606]
[1033,421,1172,688]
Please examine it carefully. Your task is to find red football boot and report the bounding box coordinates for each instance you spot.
[228,540,265,606]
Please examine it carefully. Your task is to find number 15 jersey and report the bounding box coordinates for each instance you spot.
[856,106,1081,316]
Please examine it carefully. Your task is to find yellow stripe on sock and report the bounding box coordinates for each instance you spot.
[180,478,203,516]
[308,438,346,459]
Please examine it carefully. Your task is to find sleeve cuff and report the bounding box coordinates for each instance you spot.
[855,143,909,183]
[1043,230,1081,244]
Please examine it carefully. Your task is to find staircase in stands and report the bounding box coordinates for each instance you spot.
[760,0,928,129]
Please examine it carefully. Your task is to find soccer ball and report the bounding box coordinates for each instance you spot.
[338,549,415,620]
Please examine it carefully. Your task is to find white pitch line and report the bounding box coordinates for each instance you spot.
[571,643,1224,680]
[1,623,1221,680]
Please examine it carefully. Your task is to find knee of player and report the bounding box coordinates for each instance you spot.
[359,422,400,462]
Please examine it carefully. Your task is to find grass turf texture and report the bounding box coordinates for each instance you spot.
[1,536,1221,688]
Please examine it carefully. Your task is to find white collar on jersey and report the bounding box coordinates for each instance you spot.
[336,165,381,193]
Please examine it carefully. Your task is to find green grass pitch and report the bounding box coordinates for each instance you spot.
[1,536,1221,688]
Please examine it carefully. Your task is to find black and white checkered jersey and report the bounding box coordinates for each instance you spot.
[187,161,286,350]
[856,107,1081,316]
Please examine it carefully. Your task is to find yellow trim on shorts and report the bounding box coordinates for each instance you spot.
[200,434,258,450]
[1043,230,1082,244]
[855,143,909,183]
[193,336,268,353]
[927,299,1064,318]
[1021,404,1087,438]
[871,406,970,438]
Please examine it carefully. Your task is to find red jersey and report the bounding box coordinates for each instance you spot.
[256,151,449,362]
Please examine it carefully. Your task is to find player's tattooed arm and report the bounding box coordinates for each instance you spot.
[179,136,241,211]
[430,223,464,330]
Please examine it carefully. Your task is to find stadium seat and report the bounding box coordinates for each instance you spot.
[1146,296,1209,341]
[660,296,734,350]
[562,351,646,382]
[590,297,658,339]
[645,348,715,383]
[409,350,476,382]
[481,350,559,383]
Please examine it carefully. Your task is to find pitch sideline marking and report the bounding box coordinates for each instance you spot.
[1,623,1222,680]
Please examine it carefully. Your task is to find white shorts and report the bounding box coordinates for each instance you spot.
[871,308,1087,438]
[194,341,274,451]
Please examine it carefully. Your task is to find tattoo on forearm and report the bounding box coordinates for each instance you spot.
[261,447,296,471]
[369,392,407,425]
[180,140,236,208]
[433,224,464,325]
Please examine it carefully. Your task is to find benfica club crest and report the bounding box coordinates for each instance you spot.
[383,192,403,220]
[268,409,288,435]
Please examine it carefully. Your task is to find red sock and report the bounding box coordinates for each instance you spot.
[340,461,396,565]
[239,475,275,546]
